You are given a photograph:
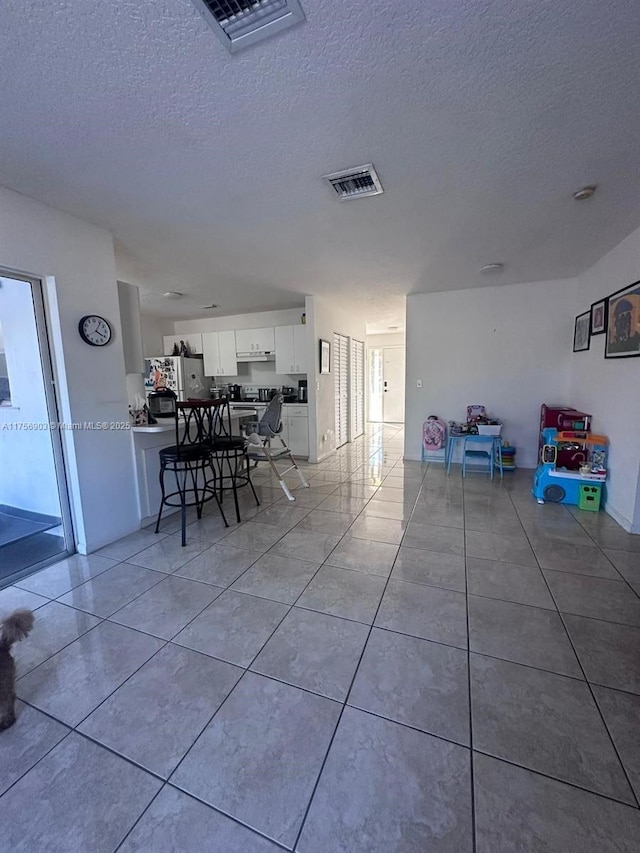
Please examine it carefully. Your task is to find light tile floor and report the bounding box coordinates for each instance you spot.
[1,423,640,852]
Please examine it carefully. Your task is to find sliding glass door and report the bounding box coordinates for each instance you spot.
[0,271,73,584]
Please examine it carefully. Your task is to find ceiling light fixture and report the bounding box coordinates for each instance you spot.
[201,303,219,309]
[573,185,596,201]
[163,291,183,300]
[480,263,504,274]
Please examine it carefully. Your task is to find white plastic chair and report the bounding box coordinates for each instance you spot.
[243,394,310,501]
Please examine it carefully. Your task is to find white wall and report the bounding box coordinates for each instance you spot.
[0,276,60,516]
[404,279,576,468]
[568,225,640,532]
[365,332,405,349]
[173,308,304,335]
[0,185,138,553]
[306,295,367,463]
[140,314,170,358]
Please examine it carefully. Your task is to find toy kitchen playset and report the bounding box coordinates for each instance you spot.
[532,404,608,510]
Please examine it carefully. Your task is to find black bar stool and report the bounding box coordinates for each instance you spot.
[208,399,260,523]
[154,400,228,546]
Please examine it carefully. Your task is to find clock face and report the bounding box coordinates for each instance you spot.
[79,315,112,346]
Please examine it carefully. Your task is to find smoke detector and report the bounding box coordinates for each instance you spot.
[573,185,596,201]
[163,291,183,299]
[323,164,384,201]
[192,0,305,54]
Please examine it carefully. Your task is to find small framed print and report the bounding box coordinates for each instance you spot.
[590,299,607,336]
[319,338,331,374]
[573,311,591,352]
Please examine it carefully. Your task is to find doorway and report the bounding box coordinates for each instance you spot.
[383,347,405,422]
[368,345,405,424]
[0,271,73,585]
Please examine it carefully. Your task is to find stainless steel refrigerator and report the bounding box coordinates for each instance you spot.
[144,356,206,401]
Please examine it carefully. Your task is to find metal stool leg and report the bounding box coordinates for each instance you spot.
[154,460,168,533]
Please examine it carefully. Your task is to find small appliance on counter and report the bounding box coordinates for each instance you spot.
[209,386,224,400]
[282,386,297,403]
[147,388,177,419]
[298,379,308,403]
[227,384,243,401]
[258,387,278,402]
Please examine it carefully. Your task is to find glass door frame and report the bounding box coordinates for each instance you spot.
[0,268,75,582]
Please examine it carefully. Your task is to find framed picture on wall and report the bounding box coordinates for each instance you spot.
[590,298,607,335]
[605,280,640,358]
[573,311,591,352]
[319,338,331,373]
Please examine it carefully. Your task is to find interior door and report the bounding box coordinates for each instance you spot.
[334,332,350,447]
[350,338,364,439]
[382,346,405,423]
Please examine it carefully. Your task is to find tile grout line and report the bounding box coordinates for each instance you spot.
[290,463,424,851]
[515,499,640,811]
[462,475,478,853]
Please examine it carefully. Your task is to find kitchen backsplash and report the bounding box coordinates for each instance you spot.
[207,361,304,387]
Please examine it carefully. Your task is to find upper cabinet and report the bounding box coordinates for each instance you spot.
[202,330,237,377]
[275,325,307,374]
[162,333,203,356]
[235,327,275,355]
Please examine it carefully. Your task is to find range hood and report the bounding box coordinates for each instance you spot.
[236,351,275,363]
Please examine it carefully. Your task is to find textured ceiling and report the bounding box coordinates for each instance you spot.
[1,0,640,322]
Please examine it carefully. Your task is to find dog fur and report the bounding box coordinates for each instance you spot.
[0,609,35,731]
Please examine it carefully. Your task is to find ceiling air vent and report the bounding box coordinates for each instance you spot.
[192,0,305,53]
[323,164,384,201]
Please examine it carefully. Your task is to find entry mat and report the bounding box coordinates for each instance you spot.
[0,506,60,547]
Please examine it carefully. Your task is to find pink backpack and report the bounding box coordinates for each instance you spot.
[423,416,446,452]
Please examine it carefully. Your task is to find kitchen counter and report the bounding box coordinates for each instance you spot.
[131,422,174,433]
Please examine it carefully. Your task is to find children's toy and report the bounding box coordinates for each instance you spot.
[498,443,516,471]
[532,428,608,506]
[539,404,591,470]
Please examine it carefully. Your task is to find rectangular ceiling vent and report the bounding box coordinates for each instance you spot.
[323,164,384,201]
[192,0,305,53]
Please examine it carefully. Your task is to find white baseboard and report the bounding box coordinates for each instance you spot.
[604,502,637,534]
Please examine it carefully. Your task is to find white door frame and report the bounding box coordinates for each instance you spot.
[0,269,75,576]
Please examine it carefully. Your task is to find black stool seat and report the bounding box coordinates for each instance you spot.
[159,444,209,462]
[210,436,245,450]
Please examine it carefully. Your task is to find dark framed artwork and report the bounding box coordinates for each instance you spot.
[605,280,640,358]
[590,298,607,335]
[319,338,331,373]
[573,311,591,352]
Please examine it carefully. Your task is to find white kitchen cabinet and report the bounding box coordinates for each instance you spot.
[283,404,309,456]
[275,325,307,374]
[202,330,238,377]
[217,330,238,375]
[293,324,307,373]
[235,327,275,354]
[275,325,295,373]
[162,333,203,356]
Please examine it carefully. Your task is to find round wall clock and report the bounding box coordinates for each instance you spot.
[78,315,112,347]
